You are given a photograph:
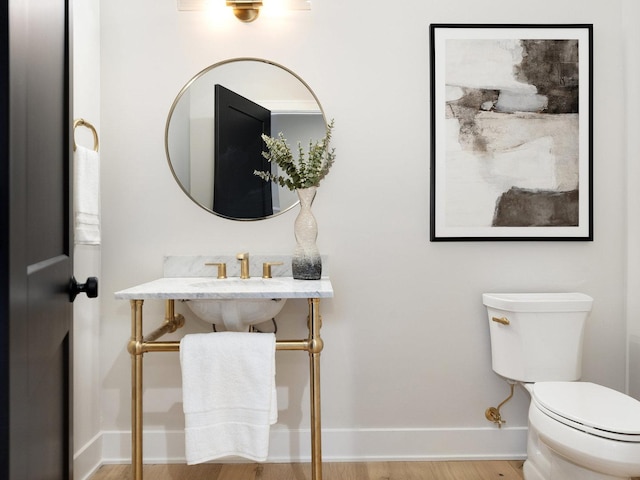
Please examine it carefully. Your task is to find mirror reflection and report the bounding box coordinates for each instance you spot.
[165,58,326,220]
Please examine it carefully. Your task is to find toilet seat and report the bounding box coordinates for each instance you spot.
[531,381,640,442]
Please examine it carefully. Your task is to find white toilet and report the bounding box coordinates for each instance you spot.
[483,292,640,480]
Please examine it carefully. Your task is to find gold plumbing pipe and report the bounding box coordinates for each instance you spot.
[128,298,325,480]
[485,382,516,428]
[128,302,185,355]
[145,301,185,342]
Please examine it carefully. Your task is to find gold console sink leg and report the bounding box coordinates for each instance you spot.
[129,299,144,480]
[308,298,324,480]
[127,298,325,480]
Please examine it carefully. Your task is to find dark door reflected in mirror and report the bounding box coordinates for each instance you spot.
[214,84,273,219]
[165,58,327,221]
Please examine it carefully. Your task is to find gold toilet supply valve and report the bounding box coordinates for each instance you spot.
[485,406,506,427]
[485,382,515,428]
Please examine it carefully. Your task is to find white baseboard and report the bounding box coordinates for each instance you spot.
[74,433,104,480]
[99,426,527,464]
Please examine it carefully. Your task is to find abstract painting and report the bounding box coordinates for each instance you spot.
[430,24,593,241]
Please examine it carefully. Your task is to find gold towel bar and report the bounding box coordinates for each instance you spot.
[73,118,99,152]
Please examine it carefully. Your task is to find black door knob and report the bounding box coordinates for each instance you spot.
[69,276,99,302]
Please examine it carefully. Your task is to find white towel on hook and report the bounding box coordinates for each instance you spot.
[180,332,277,464]
[73,145,101,245]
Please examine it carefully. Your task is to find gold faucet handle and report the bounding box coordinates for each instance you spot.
[205,262,227,279]
[262,261,283,279]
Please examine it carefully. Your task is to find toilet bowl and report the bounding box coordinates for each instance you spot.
[483,293,640,480]
[524,381,640,480]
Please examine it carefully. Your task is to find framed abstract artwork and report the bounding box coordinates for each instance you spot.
[429,24,593,241]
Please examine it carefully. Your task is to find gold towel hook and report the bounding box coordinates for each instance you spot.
[73,118,99,152]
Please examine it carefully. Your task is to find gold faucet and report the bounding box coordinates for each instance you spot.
[236,252,250,279]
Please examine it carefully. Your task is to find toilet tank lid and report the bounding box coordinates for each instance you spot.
[482,293,593,312]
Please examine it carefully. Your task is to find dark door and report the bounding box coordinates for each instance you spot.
[214,84,273,219]
[1,0,73,477]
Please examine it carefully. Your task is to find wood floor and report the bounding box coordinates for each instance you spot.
[88,460,525,479]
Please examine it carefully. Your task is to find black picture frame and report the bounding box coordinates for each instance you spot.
[430,24,593,241]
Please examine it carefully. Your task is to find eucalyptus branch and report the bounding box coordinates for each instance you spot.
[254,119,336,190]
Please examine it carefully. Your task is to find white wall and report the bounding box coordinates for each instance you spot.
[72,0,102,475]
[95,0,632,467]
[624,0,640,400]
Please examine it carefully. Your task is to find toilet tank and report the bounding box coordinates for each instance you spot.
[483,293,593,382]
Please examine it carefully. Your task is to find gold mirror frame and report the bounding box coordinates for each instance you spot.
[165,57,327,221]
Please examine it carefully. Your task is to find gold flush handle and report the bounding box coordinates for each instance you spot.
[262,262,283,279]
[492,316,510,326]
[205,262,227,279]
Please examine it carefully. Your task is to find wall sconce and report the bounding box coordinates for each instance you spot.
[226,0,263,22]
[177,0,311,19]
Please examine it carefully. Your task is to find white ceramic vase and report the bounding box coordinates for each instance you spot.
[292,186,322,280]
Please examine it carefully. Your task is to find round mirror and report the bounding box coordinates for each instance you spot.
[165,58,327,220]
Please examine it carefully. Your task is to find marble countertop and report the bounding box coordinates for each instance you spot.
[114,276,333,300]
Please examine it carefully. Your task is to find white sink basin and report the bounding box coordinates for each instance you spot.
[114,267,333,333]
[185,297,286,331]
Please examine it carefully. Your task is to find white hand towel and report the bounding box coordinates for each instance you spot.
[73,145,101,245]
[180,332,277,464]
